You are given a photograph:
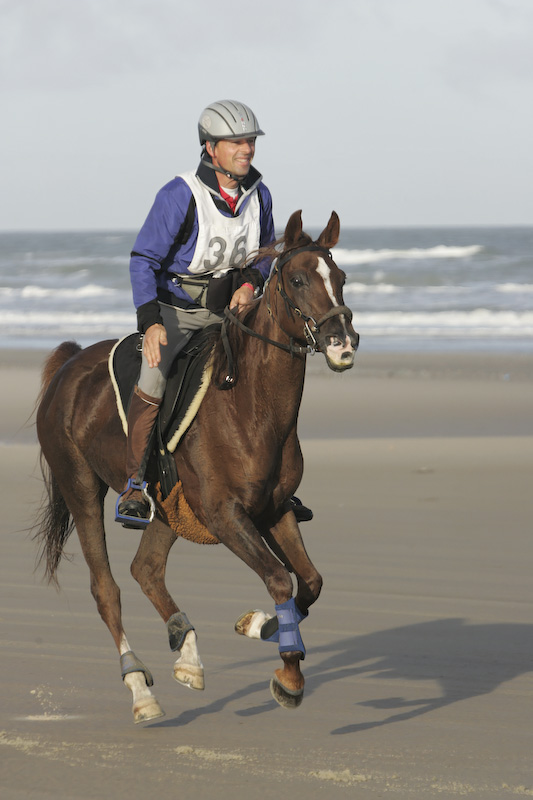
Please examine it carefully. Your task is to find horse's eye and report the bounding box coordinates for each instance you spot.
[290,275,304,288]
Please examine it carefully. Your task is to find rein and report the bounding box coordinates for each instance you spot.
[217,244,353,389]
[220,305,309,386]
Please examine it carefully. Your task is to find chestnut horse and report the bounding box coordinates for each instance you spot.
[33,210,359,723]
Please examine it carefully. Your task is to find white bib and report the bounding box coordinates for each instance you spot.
[179,171,261,276]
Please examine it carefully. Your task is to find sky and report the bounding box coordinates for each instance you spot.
[2,0,533,231]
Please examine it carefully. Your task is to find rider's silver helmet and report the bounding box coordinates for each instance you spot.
[198,100,265,145]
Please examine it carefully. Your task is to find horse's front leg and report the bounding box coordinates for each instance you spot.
[208,502,306,707]
[264,508,323,614]
[235,508,322,707]
[130,517,204,691]
[236,506,322,630]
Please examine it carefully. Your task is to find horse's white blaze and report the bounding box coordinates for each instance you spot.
[316,257,355,366]
[316,257,339,306]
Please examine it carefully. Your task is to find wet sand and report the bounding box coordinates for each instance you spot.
[1,347,532,799]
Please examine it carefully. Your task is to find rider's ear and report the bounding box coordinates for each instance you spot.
[317,211,340,249]
[284,210,303,247]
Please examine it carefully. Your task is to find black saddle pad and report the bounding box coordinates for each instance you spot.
[110,326,218,451]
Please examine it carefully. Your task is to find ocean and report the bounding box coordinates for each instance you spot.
[1,226,532,354]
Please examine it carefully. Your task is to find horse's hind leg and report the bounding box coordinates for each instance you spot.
[78,502,165,721]
[42,439,165,723]
[130,517,204,690]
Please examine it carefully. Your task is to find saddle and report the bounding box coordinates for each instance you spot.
[109,325,217,505]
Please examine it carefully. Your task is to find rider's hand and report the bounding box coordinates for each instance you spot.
[143,323,168,368]
[229,283,254,314]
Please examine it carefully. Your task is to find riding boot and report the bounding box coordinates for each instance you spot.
[117,386,162,521]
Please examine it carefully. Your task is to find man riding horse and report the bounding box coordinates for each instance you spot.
[117,100,313,527]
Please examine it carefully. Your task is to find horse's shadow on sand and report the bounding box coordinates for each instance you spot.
[306,617,533,734]
[150,618,533,734]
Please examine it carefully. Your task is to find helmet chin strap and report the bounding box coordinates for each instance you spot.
[201,155,245,184]
[201,145,247,184]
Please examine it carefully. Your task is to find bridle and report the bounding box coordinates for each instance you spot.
[266,243,353,351]
[218,243,353,388]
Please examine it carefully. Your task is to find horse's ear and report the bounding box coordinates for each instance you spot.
[284,210,303,247]
[317,211,340,249]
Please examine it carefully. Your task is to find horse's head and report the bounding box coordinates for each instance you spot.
[268,210,359,372]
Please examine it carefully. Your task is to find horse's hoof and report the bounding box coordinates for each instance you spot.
[132,696,165,723]
[270,676,304,709]
[235,609,271,639]
[174,663,205,690]
[235,609,255,635]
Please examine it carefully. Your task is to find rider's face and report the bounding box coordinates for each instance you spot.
[207,138,256,186]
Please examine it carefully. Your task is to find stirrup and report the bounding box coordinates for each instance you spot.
[115,479,156,530]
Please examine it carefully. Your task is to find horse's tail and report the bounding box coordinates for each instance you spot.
[34,341,82,585]
[36,340,82,407]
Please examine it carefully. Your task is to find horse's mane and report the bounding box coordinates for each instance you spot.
[207,229,314,387]
[250,230,313,266]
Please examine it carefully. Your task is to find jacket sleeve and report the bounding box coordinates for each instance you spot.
[129,179,193,330]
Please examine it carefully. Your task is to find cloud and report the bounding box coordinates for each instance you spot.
[0,0,196,90]
[0,0,347,91]
[2,0,533,227]
[436,0,533,98]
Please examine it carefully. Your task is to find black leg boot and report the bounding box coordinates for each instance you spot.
[290,496,314,522]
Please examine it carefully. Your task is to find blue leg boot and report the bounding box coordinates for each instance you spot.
[262,598,306,659]
[261,598,308,644]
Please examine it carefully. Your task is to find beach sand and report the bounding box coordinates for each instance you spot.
[1,346,532,799]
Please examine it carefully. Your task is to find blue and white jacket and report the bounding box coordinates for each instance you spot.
[130,158,275,333]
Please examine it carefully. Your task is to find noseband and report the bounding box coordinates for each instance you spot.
[218,243,352,388]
